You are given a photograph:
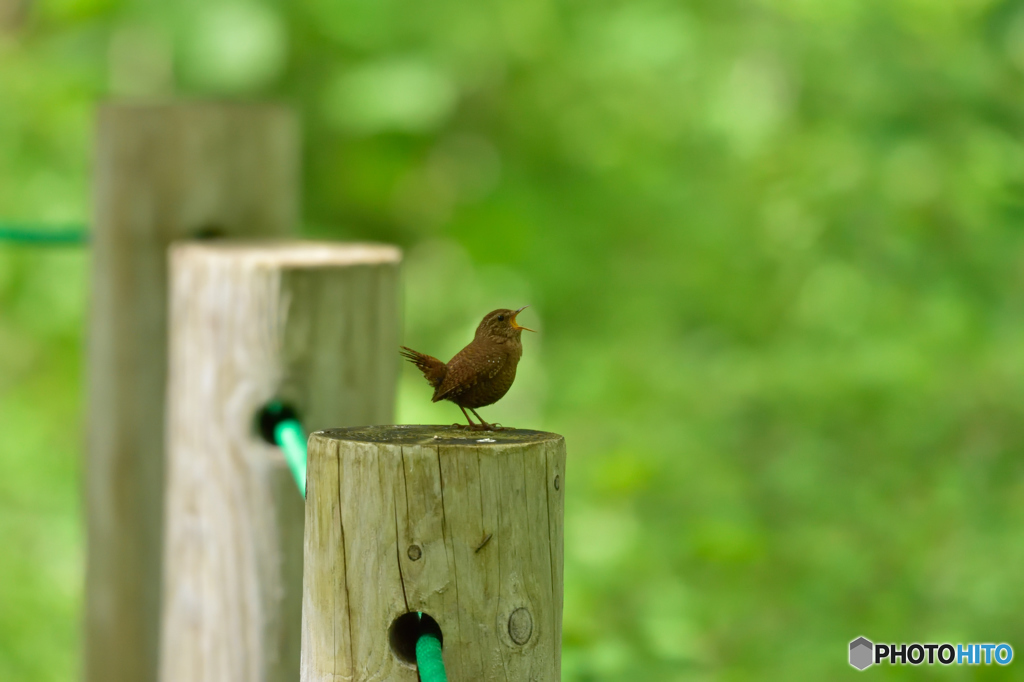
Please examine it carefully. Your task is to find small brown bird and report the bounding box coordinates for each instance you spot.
[401,306,535,430]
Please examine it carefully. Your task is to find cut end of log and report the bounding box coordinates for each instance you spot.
[171,240,402,267]
[312,424,563,446]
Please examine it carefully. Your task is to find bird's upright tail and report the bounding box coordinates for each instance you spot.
[400,346,447,389]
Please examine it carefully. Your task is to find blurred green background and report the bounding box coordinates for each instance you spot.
[4,0,1024,679]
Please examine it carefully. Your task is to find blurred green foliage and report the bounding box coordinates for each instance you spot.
[4,0,1024,679]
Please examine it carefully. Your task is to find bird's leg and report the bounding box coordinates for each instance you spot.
[456,405,478,430]
[469,408,505,431]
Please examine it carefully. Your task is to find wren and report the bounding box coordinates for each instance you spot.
[400,306,535,431]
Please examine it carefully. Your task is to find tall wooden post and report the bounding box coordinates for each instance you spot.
[159,242,402,682]
[300,426,566,682]
[85,104,298,682]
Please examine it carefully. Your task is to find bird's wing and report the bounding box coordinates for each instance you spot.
[432,344,507,402]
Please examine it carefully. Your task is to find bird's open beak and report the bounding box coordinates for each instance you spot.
[511,305,536,332]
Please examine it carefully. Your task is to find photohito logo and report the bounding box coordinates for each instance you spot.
[849,637,1013,670]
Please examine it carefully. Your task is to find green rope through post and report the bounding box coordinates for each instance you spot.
[273,425,448,679]
[275,403,456,679]
[0,225,88,245]
[416,614,448,682]
[2,222,452,675]
[274,418,307,498]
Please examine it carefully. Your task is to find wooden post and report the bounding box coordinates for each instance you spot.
[159,242,402,682]
[300,426,566,682]
[85,104,298,682]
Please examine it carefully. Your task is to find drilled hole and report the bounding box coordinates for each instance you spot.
[255,401,300,444]
[192,224,226,240]
[388,612,443,665]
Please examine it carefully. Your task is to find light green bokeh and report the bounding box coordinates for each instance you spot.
[322,59,457,134]
[180,2,287,92]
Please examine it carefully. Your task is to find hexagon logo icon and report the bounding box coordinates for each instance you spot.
[850,637,874,670]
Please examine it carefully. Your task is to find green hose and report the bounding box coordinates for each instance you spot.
[0,225,88,245]
[274,418,307,497]
[273,412,447,680]
[11,224,448,676]
[415,630,447,682]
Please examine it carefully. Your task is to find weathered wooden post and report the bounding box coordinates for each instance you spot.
[300,426,566,681]
[85,103,298,682]
[159,242,402,682]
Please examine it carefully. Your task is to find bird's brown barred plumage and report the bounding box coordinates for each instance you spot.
[400,307,534,430]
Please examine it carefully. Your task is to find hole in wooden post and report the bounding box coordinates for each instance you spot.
[389,612,443,665]
[192,224,226,240]
[255,401,300,444]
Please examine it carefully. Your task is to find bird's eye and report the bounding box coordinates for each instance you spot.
[497,314,505,321]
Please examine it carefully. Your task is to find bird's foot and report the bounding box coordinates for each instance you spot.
[472,422,512,431]
[453,422,494,431]
[453,419,509,431]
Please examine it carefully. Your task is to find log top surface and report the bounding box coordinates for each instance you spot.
[312,424,562,446]
[171,241,402,266]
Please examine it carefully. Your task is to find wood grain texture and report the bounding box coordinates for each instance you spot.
[160,242,402,682]
[85,103,298,682]
[301,426,566,682]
